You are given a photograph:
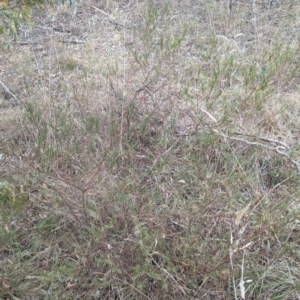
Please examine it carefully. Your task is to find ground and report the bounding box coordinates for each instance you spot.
[1,0,300,299]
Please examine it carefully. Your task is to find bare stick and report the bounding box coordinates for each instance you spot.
[92,6,131,29]
[219,132,300,175]
[0,77,19,104]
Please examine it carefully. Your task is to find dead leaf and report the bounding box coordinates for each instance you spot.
[2,280,10,289]
[235,203,251,226]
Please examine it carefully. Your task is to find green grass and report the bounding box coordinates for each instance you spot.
[1,0,300,299]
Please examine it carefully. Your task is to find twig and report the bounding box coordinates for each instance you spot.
[229,230,238,300]
[92,6,131,29]
[221,133,300,175]
[170,219,188,230]
[234,132,290,151]
[151,257,186,295]
[201,108,217,123]
[251,175,292,213]
[153,137,180,166]
[0,78,19,104]
[60,39,86,44]
[113,277,152,300]
[239,252,246,299]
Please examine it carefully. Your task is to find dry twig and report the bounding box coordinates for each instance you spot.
[0,77,19,104]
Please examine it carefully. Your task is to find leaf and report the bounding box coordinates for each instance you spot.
[2,280,10,289]
[235,203,251,226]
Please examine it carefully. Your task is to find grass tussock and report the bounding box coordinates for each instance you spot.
[1,0,300,299]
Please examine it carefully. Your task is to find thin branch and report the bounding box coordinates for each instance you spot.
[92,6,131,29]
[0,78,19,104]
[60,39,86,44]
[152,137,180,166]
[223,133,300,175]
[152,257,186,295]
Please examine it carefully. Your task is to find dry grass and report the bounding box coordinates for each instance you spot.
[1,0,300,299]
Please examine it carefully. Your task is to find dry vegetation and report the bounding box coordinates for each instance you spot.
[1,0,300,299]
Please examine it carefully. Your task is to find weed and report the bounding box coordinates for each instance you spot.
[1,0,300,299]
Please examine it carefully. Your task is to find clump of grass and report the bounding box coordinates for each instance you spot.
[1,0,300,299]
